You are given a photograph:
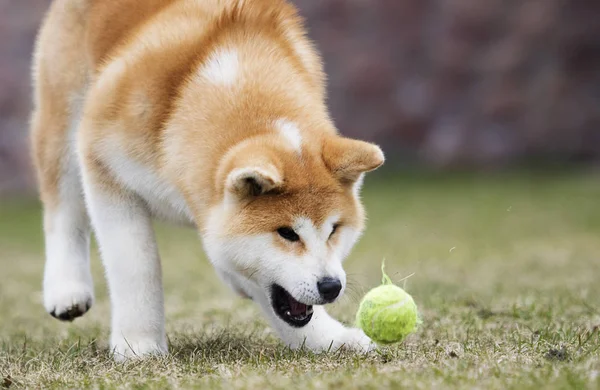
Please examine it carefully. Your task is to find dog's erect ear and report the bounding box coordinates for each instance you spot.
[225,163,283,198]
[323,136,385,183]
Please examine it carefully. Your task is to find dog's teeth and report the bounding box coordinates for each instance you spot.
[285,311,291,316]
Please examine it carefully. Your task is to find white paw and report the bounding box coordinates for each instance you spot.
[334,328,376,352]
[111,335,168,361]
[44,281,94,321]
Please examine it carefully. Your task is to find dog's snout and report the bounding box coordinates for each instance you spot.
[317,277,342,302]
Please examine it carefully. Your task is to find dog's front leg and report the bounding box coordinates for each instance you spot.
[81,162,167,360]
[254,293,374,352]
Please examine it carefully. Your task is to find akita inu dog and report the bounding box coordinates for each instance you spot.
[31,0,384,359]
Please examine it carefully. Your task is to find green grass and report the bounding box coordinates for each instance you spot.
[1,170,600,389]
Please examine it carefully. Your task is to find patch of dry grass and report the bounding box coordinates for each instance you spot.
[1,170,599,389]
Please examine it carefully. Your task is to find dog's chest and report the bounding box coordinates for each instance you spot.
[107,152,195,226]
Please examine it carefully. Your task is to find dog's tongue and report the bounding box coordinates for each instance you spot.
[288,296,307,316]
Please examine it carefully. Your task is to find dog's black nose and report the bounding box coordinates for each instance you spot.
[317,278,342,302]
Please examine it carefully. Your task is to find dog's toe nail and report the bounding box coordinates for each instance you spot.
[53,305,86,322]
[57,310,74,321]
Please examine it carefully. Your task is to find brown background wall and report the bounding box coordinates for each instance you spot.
[1,0,599,194]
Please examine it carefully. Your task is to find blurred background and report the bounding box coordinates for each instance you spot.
[1,0,600,196]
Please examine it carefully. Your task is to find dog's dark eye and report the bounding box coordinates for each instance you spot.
[329,223,340,238]
[277,227,300,242]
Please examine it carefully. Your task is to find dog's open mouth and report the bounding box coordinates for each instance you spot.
[271,284,314,327]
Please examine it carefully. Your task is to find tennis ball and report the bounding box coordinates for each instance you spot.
[356,263,419,345]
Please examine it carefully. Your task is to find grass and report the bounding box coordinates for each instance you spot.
[1,170,600,389]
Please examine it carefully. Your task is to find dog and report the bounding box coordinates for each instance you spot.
[31,0,384,360]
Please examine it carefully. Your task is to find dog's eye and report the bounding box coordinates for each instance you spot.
[329,223,340,238]
[277,227,300,242]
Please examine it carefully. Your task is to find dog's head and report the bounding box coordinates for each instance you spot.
[203,132,384,327]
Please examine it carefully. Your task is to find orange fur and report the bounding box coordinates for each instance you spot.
[31,0,385,241]
[32,0,384,232]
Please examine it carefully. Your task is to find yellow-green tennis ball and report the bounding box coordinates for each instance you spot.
[356,283,419,345]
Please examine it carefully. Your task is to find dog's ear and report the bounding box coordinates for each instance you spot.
[323,136,385,184]
[225,164,282,198]
[217,138,285,201]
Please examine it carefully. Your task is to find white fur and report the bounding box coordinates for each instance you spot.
[101,142,193,225]
[203,205,372,352]
[79,166,168,360]
[43,201,93,318]
[353,173,365,198]
[77,134,168,359]
[260,301,373,352]
[43,94,94,321]
[275,119,302,153]
[200,48,239,85]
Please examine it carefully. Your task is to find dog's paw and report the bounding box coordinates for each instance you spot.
[44,281,94,321]
[335,328,376,353]
[111,335,168,361]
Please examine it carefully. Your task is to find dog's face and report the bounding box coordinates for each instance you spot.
[203,134,384,327]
